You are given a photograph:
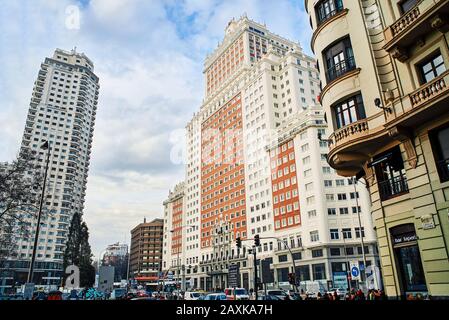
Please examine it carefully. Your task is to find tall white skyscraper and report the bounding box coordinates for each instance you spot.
[6,48,99,286]
[161,16,379,292]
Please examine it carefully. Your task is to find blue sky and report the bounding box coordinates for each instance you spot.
[0,0,312,256]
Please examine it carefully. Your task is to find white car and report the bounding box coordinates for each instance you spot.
[184,291,202,300]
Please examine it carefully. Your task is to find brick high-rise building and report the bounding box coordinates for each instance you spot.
[162,16,378,292]
[130,218,164,283]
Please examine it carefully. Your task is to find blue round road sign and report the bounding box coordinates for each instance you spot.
[351,266,360,277]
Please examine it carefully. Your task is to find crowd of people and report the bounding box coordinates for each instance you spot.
[300,289,387,301]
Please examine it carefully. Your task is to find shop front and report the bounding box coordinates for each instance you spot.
[390,224,427,299]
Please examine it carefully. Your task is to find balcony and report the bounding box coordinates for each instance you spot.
[386,70,449,130]
[409,70,449,108]
[384,0,449,61]
[327,111,389,176]
[325,56,356,83]
[378,175,409,201]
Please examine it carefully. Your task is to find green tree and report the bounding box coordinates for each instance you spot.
[63,212,95,287]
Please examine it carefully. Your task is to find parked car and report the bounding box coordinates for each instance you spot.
[184,291,202,300]
[224,288,250,300]
[110,288,127,300]
[257,294,282,301]
[204,293,227,301]
[263,289,290,300]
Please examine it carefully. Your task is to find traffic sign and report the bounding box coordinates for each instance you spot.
[350,261,361,281]
[228,264,240,288]
[167,271,174,280]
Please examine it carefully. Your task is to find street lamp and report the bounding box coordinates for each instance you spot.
[27,141,51,284]
[352,177,369,287]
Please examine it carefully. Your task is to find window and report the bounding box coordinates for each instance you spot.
[328,208,336,215]
[429,124,449,182]
[337,193,347,200]
[312,249,323,258]
[333,94,366,129]
[312,263,326,280]
[297,265,311,281]
[315,0,344,25]
[323,37,355,82]
[292,252,302,260]
[342,228,352,239]
[355,227,365,238]
[418,52,446,84]
[330,229,339,240]
[399,0,419,14]
[372,146,409,201]
[310,230,319,242]
[278,254,288,263]
[330,248,340,256]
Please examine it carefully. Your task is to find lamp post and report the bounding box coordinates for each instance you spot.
[27,141,51,284]
[352,177,368,284]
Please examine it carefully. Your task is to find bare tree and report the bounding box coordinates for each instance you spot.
[0,148,49,260]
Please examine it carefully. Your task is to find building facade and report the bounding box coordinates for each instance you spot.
[130,218,164,283]
[162,183,187,285]
[101,242,129,282]
[268,107,378,291]
[0,48,99,287]
[162,16,378,292]
[305,0,449,298]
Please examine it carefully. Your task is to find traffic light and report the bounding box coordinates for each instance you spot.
[236,237,242,249]
[254,234,260,247]
[288,273,296,285]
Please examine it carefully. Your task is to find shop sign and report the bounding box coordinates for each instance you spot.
[392,232,417,245]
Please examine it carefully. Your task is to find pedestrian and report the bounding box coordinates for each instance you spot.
[300,289,307,301]
[316,292,322,300]
[333,291,340,301]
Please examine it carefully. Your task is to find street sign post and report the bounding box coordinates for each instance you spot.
[261,259,274,284]
[350,261,361,281]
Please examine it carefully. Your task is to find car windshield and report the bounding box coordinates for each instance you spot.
[115,289,126,294]
[234,289,247,295]
[191,293,200,297]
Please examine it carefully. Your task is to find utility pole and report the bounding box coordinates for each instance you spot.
[353,177,368,286]
[252,246,258,301]
[27,141,51,284]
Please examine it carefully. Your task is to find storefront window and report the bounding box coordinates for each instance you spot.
[312,263,326,280]
[296,265,311,281]
[391,224,427,295]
